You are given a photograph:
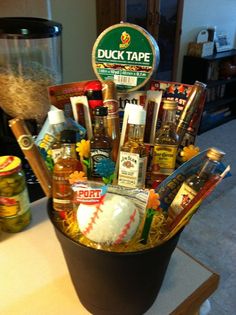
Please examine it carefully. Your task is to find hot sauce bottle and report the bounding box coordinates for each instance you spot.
[52,130,83,212]
[84,80,103,124]
[167,147,225,223]
[151,100,179,187]
[118,107,147,188]
[90,106,112,179]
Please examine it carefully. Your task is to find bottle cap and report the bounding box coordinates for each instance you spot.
[163,100,177,110]
[207,147,225,161]
[94,106,108,116]
[128,107,146,125]
[60,130,76,143]
[48,109,65,125]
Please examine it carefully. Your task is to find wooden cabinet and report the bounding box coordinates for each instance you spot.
[182,49,236,133]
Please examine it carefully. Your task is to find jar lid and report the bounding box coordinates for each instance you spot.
[207,147,225,161]
[128,107,146,125]
[0,17,62,39]
[0,156,21,176]
[48,109,65,125]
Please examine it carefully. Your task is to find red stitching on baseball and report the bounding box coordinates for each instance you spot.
[83,205,103,236]
[114,208,137,244]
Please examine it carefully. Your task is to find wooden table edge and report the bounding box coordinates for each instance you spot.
[170,247,220,315]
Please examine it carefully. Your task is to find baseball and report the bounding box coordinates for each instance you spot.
[77,193,140,245]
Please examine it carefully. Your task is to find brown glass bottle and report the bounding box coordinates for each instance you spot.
[151,100,179,186]
[90,106,112,178]
[52,130,83,212]
[168,147,225,222]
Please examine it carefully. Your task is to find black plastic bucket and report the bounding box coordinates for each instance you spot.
[48,199,180,315]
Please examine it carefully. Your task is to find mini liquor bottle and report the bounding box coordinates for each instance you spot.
[47,109,67,163]
[52,129,83,212]
[90,106,112,178]
[118,107,147,188]
[168,147,225,223]
[151,100,179,186]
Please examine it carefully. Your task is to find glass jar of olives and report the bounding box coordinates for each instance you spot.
[0,156,31,232]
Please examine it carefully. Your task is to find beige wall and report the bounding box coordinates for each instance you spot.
[177,0,236,81]
[50,0,97,83]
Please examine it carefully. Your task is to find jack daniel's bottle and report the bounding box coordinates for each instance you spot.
[90,106,112,178]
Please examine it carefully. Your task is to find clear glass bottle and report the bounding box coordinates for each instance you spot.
[52,130,83,212]
[0,156,31,232]
[168,147,225,222]
[118,107,147,188]
[90,106,112,178]
[48,109,67,163]
[151,100,179,185]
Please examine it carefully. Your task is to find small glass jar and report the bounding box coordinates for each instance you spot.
[0,156,31,233]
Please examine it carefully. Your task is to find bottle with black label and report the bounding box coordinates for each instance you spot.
[168,147,225,223]
[90,106,112,179]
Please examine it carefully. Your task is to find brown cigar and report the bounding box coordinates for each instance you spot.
[9,118,52,198]
[176,81,206,145]
[102,80,120,161]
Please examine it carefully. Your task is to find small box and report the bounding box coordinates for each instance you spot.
[187,41,214,57]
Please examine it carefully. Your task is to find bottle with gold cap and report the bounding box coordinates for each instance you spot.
[168,147,225,222]
[151,99,179,186]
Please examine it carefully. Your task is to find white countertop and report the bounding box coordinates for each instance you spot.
[0,197,218,315]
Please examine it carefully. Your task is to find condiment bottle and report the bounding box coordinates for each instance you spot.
[90,106,112,178]
[0,156,31,232]
[168,147,225,223]
[52,130,83,212]
[151,100,179,186]
[118,107,147,188]
[102,80,120,161]
[84,80,103,124]
[48,109,67,163]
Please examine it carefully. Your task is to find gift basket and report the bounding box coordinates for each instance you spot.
[4,22,231,315]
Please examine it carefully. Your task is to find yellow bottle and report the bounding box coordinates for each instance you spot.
[151,100,179,186]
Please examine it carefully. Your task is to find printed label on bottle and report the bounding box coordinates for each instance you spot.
[0,188,30,217]
[118,151,147,188]
[90,148,111,177]
[152,144,177,175]
[168,182,197,220]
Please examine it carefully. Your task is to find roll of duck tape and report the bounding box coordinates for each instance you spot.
[92,22,160,92]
